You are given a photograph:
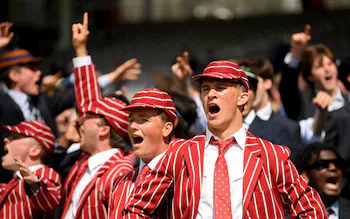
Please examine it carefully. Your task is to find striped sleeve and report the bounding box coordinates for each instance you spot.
[275,145,327,218]
[74,63,102,113]
[29,167,62,211]
[0,183,6,197]
[123,144,178,219]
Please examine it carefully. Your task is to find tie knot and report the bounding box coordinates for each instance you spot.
[138,165,151,182]
[209,136,237,154]
[326,208,334,216]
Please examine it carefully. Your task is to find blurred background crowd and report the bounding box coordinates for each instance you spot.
[1,0,350,217]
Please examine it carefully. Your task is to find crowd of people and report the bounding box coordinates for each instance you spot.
[0,11,349,218]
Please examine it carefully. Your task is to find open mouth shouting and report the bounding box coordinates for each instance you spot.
[324,174,341,192]
[208,102,220,118]
[132,134,144,146]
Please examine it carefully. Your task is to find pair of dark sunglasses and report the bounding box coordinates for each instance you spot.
[307,159,343,170]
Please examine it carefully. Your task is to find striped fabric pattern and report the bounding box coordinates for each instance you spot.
[121,88,177,121]
[2,120,55,154]
[74,64,129,140]
[123,131,326,219]
[0,166,61,219]
[0,48,42,69]
[61,151,136,219]
[192,60,250,90]
[109,167,171,219]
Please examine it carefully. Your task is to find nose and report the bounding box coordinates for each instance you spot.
[328,162,338,171]
[129,121,139,130]
[207,88,218,99]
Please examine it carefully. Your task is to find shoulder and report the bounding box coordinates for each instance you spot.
[248,132,291,160]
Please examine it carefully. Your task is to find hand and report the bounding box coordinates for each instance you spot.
[109,58,142,82]
[0,22,14,49]
[59,120,80,147]
[72,12,89,57]
[14,157,39,185]
[172,51,193,81]
[312,91,333,111]
[291,24,311,60]
[41,71,62,88]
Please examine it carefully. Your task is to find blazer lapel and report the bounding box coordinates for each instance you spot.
[0,178,20,207]
[242,132,263,213]
[184,132,205,218]
[74,151,124,218]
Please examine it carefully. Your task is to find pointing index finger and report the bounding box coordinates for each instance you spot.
[304,24,311,36]
[83,12,89,30]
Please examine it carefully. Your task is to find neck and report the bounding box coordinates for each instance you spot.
[322,196,337,208]
[209,117,243,140]
[88,141,113,156]
[254,93,269,112]
[141,143,169,164]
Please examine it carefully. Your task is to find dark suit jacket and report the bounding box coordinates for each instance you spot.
[0,90,75,183]
[339,197,350,219]
[248,116,295,156]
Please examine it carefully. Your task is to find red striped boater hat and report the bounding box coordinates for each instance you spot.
[84,97,129,140]
[2,121,55,154]
[121,88,177,121]
[192,60,250,90]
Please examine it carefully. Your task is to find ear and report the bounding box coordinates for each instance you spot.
[99,125,110,137]
[237,91,249,107]
[162,121,174,138]
[8,68,20,83]
[347,74,350,83]
[263,78,272,90]
[29,145,42,158]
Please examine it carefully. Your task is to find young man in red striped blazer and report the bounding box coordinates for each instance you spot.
[0,120,61,218]
[59,13,136,219]
[123,61,327,218]
[108,88,177,219]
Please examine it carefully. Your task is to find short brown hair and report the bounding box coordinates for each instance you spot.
[232,57,274,80]
[300,44,335,89]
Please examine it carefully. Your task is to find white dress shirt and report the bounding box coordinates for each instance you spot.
[15,164,44,179]
[7,90,34,120]
[327,199,339,219]
[256,101,273,121]
[243,110,256,130]
[64,148,120,219]
[196,127,246,219]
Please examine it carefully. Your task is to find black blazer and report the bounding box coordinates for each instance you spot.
[339,197,350,219]
[248,116,295,155]
[0,90,75,183]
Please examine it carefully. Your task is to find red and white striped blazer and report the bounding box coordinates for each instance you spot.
[0,166,61,219]
[109,167,171,219]
[123,131,327,218]
[61,151,136,219]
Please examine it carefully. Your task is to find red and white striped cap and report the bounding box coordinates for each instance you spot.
[121,88,177,121]
[2,121,55,154]
[85,97,129,140]
[192,60,249,90]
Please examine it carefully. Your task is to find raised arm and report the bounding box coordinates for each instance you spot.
[72,12,102,113]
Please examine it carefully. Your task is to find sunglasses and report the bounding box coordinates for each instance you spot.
[307,159,343,170]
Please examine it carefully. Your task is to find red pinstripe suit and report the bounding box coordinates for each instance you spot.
[123,131,327,218]
[0,166,61,219]
[109,167,171,219]
[61,151,135,219]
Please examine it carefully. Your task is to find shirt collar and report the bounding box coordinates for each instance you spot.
[139,151,166,171]
[256,101,272,121]
[327,199,339,217]
[205,126,246,150]
[7,90,29,107]
[88,148,120,172]
[15,164,44,179]
[243,110,256,127]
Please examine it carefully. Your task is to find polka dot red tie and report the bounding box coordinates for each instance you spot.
[210,136,237,219]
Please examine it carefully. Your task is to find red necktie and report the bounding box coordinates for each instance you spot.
[210,136,237,219]
[138,165,151,183]
[62,159,89,216]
